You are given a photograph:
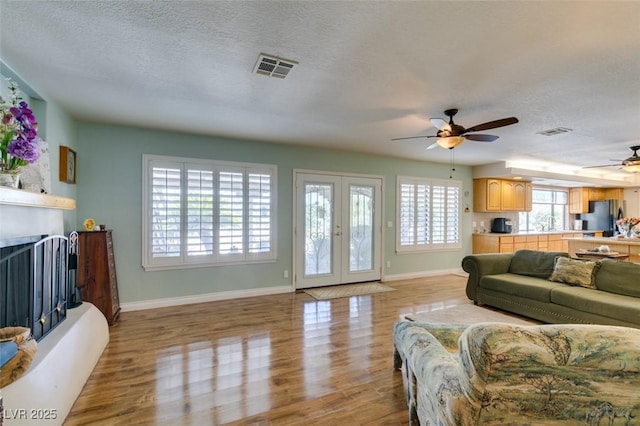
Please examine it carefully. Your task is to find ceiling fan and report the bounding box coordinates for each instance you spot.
[392,108,519,150]
[583,145,640,173]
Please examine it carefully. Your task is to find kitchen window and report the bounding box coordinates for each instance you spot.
[518,188,567,232]
[142,155,277,271]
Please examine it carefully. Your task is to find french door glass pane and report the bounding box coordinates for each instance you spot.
[304,184,333,276]
[349,185,373,272]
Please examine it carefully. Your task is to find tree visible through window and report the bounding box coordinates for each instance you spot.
[519,188,567,232]
[142,155,277,271]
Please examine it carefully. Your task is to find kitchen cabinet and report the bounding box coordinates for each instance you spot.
[629,244,640,264]
[473,178,532,212]
[472,231,604,254]
[78,230,121,325]
[569,187,624,214]
[569,188,589,214]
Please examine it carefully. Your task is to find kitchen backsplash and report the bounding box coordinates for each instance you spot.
[472,212,519,233]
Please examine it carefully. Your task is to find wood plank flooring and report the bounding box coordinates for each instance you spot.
[64,275,520,425]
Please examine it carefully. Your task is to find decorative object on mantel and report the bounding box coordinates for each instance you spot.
[616,217,640,239]
[0,80,41,189]
[83,218,96,231]
[59,145,76,184]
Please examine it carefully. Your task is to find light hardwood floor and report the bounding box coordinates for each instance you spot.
[64,275,524,425]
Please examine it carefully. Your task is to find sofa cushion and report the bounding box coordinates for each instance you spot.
[594,259,640,297]
[480,273,566,302]
[550,285,640,321]
[508,249,568,278]
[548,256,600,288]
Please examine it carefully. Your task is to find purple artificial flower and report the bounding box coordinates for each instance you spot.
[10,103,36,129]
[7,135,40,163]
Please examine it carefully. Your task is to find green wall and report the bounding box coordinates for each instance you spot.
[76,122,473,304]
[1,66,77,232]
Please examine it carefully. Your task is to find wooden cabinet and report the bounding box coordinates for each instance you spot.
[628,244,640,264]
[525,182,533,212]
[473,231,604,254]
[604,188,624,200]
[486,179,502,211]
[473,178,532,212]
[569,188,589,214]
[78,230,121,325]
[569,187,624,214]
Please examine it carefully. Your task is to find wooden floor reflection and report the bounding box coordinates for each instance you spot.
[65,274,487,425]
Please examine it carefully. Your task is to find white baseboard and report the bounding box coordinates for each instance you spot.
[382,268,466,282]
[120,285,293,312]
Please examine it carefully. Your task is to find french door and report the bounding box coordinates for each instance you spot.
[294,172,382,289]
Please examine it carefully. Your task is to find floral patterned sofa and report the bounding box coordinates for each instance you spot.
[393,320,640,425]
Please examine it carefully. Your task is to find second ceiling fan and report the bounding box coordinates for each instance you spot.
[392,108,519,149]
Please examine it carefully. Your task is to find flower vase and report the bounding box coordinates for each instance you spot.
[0,170,20,188]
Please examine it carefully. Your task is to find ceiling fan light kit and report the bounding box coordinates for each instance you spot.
[436,136,465,149]
[584,145,640,173]
[392,108,519,150]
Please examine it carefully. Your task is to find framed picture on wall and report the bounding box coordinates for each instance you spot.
[59,146,76,184]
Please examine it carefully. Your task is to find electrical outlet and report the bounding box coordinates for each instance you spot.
[283,270,288,278]
[386,261,391,268]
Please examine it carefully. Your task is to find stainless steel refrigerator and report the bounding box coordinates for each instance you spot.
[578,200,624,237]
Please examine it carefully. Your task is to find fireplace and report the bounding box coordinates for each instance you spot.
[0,234,69,341]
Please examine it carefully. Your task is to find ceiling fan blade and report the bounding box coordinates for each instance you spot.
[430,118,450,132]
[465,134,499,142]
[391,135,436,141]
[426,142,439,150]
[465,117,519,133]
[582,164,620,169]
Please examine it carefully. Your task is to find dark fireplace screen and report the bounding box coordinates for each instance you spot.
[0,234,69,341]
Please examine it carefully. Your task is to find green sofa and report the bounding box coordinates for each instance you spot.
[461,249,640,328]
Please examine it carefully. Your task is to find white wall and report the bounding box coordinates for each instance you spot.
[624,187,640,217]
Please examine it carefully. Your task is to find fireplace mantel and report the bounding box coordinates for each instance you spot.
[0,187,75,210]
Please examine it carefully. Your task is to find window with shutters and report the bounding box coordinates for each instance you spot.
[142,155,277,270]
[396,176,461,252]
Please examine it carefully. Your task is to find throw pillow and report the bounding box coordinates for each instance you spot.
[509,249,569,278]
[548,256,600,288]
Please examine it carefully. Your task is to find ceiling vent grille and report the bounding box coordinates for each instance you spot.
[537,127,573,136]
[254,54,297,79]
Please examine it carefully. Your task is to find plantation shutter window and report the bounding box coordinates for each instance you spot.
[397,177,461,252]
[143,155,277,271]
[151,166,182,258]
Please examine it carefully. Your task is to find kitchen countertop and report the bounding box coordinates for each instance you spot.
[473,230,601,236]
[564,236,640,244]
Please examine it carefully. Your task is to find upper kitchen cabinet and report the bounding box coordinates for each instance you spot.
[568,187,624,214]
[473,178,532,212]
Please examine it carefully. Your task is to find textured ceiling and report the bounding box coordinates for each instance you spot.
[1,1,639,184]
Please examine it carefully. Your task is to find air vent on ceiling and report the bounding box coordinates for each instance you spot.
[537,127,573,136]
[253,53,297,79]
